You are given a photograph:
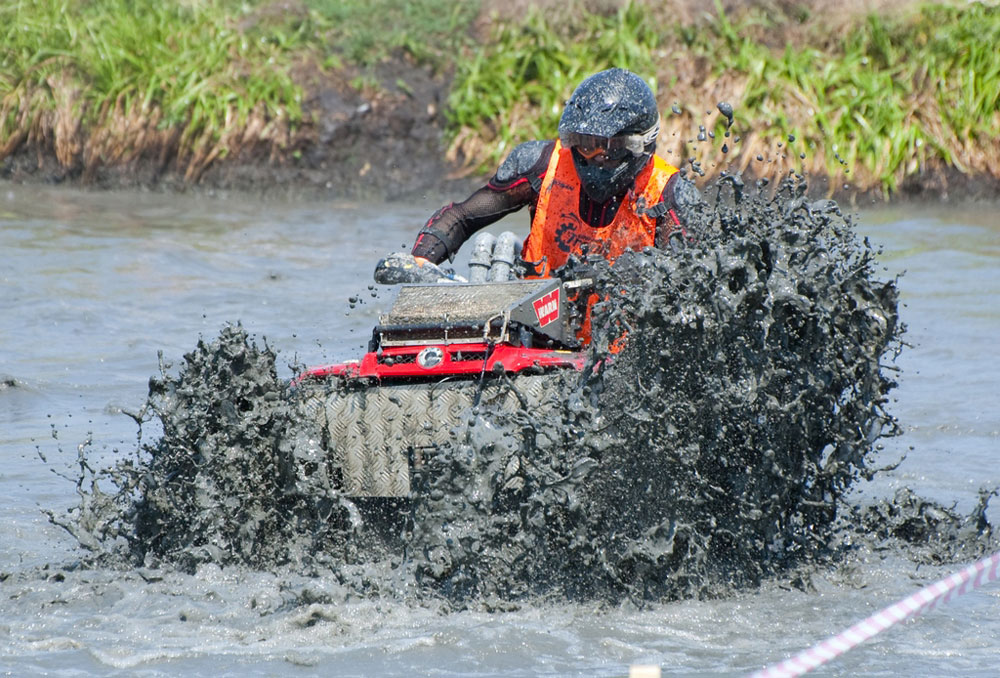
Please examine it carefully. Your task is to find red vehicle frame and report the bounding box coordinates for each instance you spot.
[299,342,585,382]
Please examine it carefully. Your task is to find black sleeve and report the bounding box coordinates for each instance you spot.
[411,141,554,264]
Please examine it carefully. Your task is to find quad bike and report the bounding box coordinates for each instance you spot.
[297,232,588,497]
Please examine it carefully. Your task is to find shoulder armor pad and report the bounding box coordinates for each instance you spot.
[494,140,553,186]
[671,175,702,211]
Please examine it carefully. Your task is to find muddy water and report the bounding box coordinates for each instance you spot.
[2,184,998,676]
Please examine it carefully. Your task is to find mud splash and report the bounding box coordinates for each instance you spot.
[52,175,995,605]
[569,177,905,595]
[51,327,364,574]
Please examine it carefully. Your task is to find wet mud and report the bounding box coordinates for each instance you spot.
[51,175,996,606]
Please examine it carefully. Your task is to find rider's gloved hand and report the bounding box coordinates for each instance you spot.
[412,256,467,282]
[374,253,467,285]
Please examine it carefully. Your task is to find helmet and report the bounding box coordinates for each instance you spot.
[558,68,660,203]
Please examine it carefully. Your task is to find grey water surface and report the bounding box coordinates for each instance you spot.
[1,184,998,677]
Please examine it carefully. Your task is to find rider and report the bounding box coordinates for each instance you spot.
[409,68,701,276]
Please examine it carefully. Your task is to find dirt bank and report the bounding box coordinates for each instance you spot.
[0,53,483,201]
[2,0,996,203]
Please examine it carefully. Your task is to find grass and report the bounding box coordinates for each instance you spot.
[0,0,479,180]
[445,2,660,171]
[1,0,997,195]
[309,0,480,68]
[448,0,1000,195]
[0,0,319,178]
[684,0,1000,192]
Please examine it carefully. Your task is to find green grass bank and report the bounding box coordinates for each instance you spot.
[1,0,997,199]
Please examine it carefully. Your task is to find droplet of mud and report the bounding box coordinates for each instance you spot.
[716,101,734,128]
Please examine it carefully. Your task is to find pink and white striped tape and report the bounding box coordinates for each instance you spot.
[749,550,1000,678]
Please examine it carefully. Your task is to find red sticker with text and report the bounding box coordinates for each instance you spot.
[532,290,560,327]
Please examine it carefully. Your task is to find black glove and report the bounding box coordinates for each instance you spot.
[373,252,467,285]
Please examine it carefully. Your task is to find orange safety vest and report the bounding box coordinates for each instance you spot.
[522,140,679,277]
[522,141,679,347]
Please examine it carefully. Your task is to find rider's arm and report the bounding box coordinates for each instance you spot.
[412,140,554,265]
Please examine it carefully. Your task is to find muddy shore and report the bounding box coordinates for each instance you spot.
[3,52,998,206]
[3,0,998,205]
[0,55,481,202]
[0,76,1000,206]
